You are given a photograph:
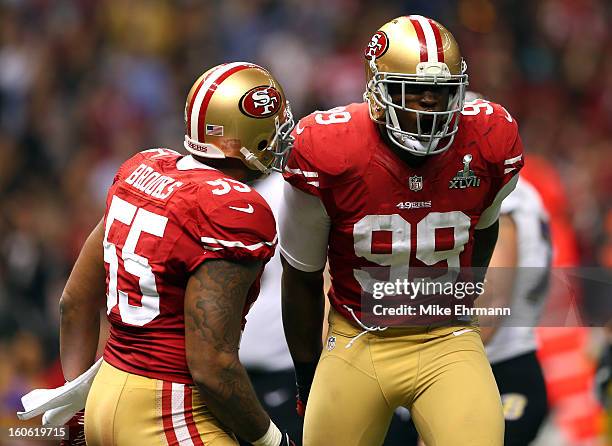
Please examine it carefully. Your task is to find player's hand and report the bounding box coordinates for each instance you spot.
[295,382,310,418]
[278,431,297,446]
[59,410,86,446]
[294,360,317,417]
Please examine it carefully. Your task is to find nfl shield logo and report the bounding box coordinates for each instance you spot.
[409,175,423,192]
[326,336,336,351]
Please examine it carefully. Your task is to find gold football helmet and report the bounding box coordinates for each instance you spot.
[184,62,294,173]
[364,16,468,155]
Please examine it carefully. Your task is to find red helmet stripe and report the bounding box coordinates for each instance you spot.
[189,62,255,143]
[428,19,445,63]
[186,66,223,138]
[197,64,252,142]
[409,17,428,62]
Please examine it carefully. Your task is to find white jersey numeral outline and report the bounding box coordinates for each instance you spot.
[104,195,168,326]
[353,211,471,293]
[206,178,251,196]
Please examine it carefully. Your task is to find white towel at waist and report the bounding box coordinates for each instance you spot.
[17,357,103,426]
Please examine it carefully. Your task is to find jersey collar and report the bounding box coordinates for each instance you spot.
[176,155,215,171]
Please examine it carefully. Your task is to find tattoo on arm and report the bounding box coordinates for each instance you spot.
[186,259,258,353]
[184,259,269,442]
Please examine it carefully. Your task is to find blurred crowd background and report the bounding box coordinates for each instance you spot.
[0,0,610,444]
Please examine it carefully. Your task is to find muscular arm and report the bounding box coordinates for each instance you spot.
[281,256,324,387]
[278,182,329,406]
[184,259,269,442]
[477,215,518,344]
[472,174,519,270]
[471,219,499,270]
[60,219,107,380]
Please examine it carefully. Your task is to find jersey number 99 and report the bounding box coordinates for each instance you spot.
[353,211,471,292]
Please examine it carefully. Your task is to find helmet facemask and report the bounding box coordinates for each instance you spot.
[365,58,468,156]
[240,102,296,174]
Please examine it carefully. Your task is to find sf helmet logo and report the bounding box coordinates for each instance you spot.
[240,86,281,118]
[364,31,389,59]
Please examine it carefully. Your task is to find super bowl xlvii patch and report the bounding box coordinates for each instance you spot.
[326,336,336,351]
[449,154,481,189]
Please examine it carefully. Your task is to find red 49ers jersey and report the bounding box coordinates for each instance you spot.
[102,149,276,384]
[283,101,523,322]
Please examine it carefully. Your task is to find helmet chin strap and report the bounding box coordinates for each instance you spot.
[240,147,269,172]
[386,106,440,155]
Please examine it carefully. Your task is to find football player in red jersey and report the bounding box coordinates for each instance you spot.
[58,63,296,445]
[280,16,524,446]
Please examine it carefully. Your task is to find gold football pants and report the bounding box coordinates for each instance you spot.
[304,309,504,446]
[85,361,237,446]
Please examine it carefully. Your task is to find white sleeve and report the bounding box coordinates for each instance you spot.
[279,182,330,272]
[475,174,519,229]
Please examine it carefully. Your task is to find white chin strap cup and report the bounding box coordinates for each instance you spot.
[240,147,268,172]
